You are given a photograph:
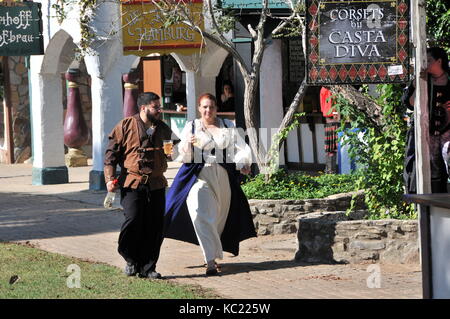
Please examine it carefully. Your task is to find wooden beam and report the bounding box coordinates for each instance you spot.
[2,56,14,164]
[412,0,431,194]
[412,0,431,300]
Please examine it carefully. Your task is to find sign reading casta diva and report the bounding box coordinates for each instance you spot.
[0,1,44,56]
[306,0,410,84]
[121,0,204,56]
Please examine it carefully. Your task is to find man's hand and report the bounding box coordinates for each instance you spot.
[106,180,119,192]
[176,103,187,112]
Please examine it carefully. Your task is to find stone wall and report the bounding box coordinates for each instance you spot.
[0,56,31,163]
[249,191,366,235]
[1,58,94,164]
[295,218,419,264]
[249,192,418,264]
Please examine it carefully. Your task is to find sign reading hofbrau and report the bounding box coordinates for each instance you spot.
[0,1,44,56]
[306,0,410,85]
[121,0,204,56]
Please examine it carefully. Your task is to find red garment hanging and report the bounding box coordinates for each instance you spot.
[320,87,334,118]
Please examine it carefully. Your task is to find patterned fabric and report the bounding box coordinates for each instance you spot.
[325,122,339,154]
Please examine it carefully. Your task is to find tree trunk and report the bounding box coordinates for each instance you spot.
[328,85,385,130]
[265,78,308,166]
[243,77,267,171]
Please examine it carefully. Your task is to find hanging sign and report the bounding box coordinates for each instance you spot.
[221,0,298,9]
[306,0,410,85]
[0,2,44,56]
[121,0,204,56]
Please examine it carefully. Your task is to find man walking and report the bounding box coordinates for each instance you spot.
[104,92,175,279]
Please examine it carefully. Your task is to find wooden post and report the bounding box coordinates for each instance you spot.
[412,0,432,299]
[2,56,15,164]
[412,0,431,194]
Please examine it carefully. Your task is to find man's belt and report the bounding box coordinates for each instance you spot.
[128,170,152,185]
[137,147,162,153]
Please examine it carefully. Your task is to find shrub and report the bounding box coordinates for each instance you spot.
[333,84,416,220]
[242,169,360,200]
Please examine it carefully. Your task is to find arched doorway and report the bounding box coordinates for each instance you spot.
[30,29,78,184]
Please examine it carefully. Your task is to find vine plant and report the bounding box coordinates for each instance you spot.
[52,0,98,57]
[333,84,416,220]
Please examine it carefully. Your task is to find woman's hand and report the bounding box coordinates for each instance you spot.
[188,134,197,145]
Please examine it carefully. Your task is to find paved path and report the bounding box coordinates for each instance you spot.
[0,163,422,299]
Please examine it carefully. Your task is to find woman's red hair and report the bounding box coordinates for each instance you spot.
[197,93,217,106]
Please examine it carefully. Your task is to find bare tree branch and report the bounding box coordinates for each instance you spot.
[204,0,251,77]
[328,85,385,130]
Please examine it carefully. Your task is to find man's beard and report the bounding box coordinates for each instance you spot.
[146,111,159,124]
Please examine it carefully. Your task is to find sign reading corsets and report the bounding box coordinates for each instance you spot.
[0,2,44,56]
[306,0,410,85]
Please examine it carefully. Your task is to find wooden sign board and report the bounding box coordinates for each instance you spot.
[121,0,204,56]
[306,0,410,85]
[0,2,44,56]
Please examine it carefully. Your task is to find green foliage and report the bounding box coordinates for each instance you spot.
[52,0,68,24]
[52,0,98,58]
[242,169,360,200]
[78,0,97,57]
[266,113,304,177]
[333,84,416,220]
[426,0,450,53]
[213,4,237,34]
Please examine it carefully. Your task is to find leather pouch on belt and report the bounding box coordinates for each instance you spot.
[137,147,155,178]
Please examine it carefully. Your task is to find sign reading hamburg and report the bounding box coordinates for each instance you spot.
[306,0,410,84]
[121,0,204,56]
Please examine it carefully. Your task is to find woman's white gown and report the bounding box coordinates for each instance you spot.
[176,118,252,262]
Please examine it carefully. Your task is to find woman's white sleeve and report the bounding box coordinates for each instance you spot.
[227,120,252,170]
[174,121,193,163]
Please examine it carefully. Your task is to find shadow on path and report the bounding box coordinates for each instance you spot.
[0,192,122,242]
[164,259,316,279]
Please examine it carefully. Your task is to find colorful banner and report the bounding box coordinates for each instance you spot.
[306,0,410,85]
[0,2,44,56]
[121,0,204,56]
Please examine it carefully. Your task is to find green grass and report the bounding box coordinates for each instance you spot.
[242,169,361,200]
[0,242,217,299]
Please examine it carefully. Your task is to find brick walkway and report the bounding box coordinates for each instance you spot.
[0,163,422,299]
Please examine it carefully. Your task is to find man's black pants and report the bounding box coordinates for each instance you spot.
[118,185,165,275]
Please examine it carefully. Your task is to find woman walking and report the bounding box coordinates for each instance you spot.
[164,93,256,275]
